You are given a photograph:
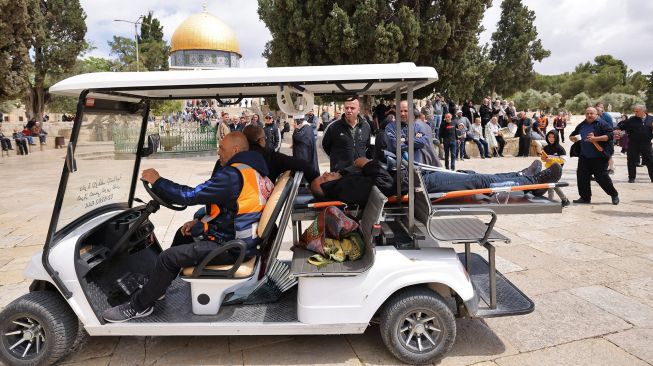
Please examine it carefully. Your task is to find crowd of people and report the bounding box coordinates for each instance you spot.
[0,119,49,156]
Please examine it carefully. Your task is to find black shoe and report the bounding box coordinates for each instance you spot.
[561,199,571,208]
[102,302,154,323]
[608,169,615,175]
[531,163,562,196]
[521,160,543,177]
[573,198,591,204]
[611,195,619,205]
[481,156,485,159]
[637,164,644,167]
[628,179,635,183]
[464,155,471,159]
[485,155,492,158]
[499,153,504,157]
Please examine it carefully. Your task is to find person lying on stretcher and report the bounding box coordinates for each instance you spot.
[309,158,562,206]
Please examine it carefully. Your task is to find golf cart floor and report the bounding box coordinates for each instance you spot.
[89,279,298,323]
[459,253,534,318]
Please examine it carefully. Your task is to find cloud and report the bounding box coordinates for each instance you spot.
[81,0,651,75]
[480,0,652,75]
[80,0,271,68]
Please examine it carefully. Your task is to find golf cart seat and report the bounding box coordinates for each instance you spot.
[181,171,294,315]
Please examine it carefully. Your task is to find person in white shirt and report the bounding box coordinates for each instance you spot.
[469,117,491,158]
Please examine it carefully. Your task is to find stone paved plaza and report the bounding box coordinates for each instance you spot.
[0,133,652,366]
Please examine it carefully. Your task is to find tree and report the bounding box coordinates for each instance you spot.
[138,12,170,71]
[109,12,170,72]
[258,0,492,100]
[564,92,593,114]
[596,92,644,113]
[646,71,653,111]
[488,0,550,96]
[0,0,35,102]
[24,0,87,121]
[47,57,113,114]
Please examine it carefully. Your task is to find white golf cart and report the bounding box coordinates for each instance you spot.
[0,63,565,365]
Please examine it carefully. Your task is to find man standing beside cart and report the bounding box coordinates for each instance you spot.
[102,132,273,322]
[321,96,372,172]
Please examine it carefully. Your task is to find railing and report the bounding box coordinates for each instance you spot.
[113,122,217,154]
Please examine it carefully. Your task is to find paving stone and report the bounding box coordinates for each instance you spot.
[504,268,576,296]
[61,356,112,366]
[228,335,293,352]
[494,245,566,270]
[495,338,648,366]
[606,328,653,364]
[107,336,146,366]
[606,277,653,308]
[0,257,31,272]
[0,270,26,286]
[0,234,31,249]
[437,319,519,366]
[344,326,407,365]
[63,337,118,364]
[570,285,653,327]
[0,282,30,309]
[530,240,617,261]
[243,335,362,365]
[484,291,631,352]
[578,235,653,257]
[601,255,653,278]
[552,259,632,286]
[144,336,242,365]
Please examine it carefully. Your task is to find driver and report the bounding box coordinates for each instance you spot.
[102,132,273,322]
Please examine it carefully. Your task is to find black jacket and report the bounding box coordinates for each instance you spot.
[479,104,492,123]
[570,118,614,158]
[292,124,319,173]
[322,116,372,172]
[263,123,280,151]
[250,144,319,183]
[320,160,398,206]
[618,114,653,145]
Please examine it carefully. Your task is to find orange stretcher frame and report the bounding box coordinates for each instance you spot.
[304,182,569,208]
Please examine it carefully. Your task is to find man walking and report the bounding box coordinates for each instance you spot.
[570,107,619,205]
[618,104,653,183]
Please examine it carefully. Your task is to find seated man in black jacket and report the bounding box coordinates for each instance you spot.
[243,125,320,183]
[310,158,561,206]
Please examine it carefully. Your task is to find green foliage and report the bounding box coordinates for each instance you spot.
[109,12,170,72]
[488,0,550,96]
[596,93,644,113]
[511,89,561,112]
[150,100,183,118]
[23,0,87,120]
[47,57,113,114]
[258,0,492,100]
[0,0,35,102]
[646,71,653,111]
[564,92,593,114]
[0,100,22,113]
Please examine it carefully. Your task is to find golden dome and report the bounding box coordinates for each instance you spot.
[170,12,241,56]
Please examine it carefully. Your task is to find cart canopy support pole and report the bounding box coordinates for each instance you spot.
[407,84,415,232]
[395,86,402,203]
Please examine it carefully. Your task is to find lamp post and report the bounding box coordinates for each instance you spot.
[114,16,144,71]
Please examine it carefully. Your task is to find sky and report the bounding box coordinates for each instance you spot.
[81,0,653,75]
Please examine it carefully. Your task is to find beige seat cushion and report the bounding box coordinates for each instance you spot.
[182,256,257,278]
[257,171,292,238]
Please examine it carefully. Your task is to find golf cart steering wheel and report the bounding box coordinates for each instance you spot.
[141,179,187,211]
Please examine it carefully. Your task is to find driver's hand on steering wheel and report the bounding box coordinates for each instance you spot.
[181,219,198,236]
[142,168,161,184]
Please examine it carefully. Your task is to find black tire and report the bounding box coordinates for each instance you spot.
[379,287,456,365]
[0,291,79,366]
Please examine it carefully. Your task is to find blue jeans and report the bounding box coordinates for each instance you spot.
[421,170,534,193]
[458,140,466,159]
[473,138,489,157]
[443,140,457,171]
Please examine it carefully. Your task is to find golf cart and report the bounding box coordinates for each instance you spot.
[0,63,565,366]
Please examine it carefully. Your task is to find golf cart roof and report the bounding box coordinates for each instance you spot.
[49,63,438,102]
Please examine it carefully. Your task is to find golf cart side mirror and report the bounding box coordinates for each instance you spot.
[65,142,77,173]
[141,134,160,157]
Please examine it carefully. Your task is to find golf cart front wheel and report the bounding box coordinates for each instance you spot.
[0,291,78,366]
[380,287,456,365]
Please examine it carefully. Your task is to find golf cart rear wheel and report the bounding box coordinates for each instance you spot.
[380,287,456,365]
[0,291,78,366]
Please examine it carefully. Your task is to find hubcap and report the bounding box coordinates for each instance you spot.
[398,310,443,353]
[3,317,45,359]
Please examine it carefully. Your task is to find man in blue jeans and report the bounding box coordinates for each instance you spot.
[310,157,561,206]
